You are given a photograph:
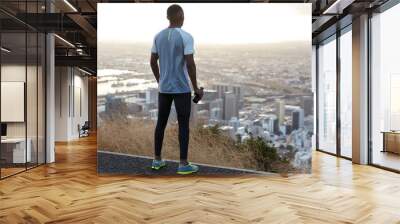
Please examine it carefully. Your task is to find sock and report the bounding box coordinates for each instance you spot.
[179,161,189,167]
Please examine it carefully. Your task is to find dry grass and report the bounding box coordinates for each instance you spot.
[98,115,257,170]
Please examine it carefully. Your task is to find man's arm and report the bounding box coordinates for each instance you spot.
[185,54,201,95]
[150,53,160,83]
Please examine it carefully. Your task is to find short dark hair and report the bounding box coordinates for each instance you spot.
[167,4,183,20]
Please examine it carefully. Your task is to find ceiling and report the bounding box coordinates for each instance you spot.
[311,0,390,43]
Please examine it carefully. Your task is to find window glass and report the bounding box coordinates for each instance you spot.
[371,4,400,171]
[340,29,352,158]
[318,36,337,154]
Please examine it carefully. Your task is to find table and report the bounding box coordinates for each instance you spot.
[1,138,31,163]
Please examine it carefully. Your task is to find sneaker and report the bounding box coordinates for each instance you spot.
[151,160,166,170]
[177,163,199,175]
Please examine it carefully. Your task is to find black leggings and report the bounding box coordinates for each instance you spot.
[154,92,191,160]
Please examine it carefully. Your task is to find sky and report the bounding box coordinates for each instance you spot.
[98,3,311,45]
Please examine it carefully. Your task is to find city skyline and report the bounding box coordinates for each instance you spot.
[98,44,313,172]
[99,81,313,171]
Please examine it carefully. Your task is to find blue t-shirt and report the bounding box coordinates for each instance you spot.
[151,28,194,93]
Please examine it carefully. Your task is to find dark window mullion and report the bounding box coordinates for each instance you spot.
[336,29,341,157]
[316,44,320,151]
[367,11,373,165]
[36,0,39,167]
[25,0,28,171]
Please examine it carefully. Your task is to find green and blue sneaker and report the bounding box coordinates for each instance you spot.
[177,163,199,175]
[151,160,166,170]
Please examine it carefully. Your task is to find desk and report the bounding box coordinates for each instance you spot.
[382,131,400,154]
[1,138,31,163]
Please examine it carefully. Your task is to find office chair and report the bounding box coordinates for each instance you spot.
[79,121,90,138]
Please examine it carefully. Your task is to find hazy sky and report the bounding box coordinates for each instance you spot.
[98,3,311,44]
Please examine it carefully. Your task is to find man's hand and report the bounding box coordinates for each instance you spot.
[194,87,204,99]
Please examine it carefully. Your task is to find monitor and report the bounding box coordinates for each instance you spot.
[1,123,7,137]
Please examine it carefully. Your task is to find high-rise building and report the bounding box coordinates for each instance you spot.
[292,109,304,130]
[209,98,223,121]
[224,92,238,120]
[210,108,222,121]
[286,124,292,135]
[262,117,275,133]
[261,114,276,133]
[203,89,218,101]
[229,117,240,131]
[273,118,280,135]
[213,84,229,98]
[212,85,243,110]
[190,102,198,123]
[301,96,313,116]
[149,109,158,121]
[275,99,285,126]
[145,88,158,105]
[231,86,243,107]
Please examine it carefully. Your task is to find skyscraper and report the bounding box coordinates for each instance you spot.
[286,124,292,135]
[145,88,158,105]
[210,108,222,121]
[213,84,229,98]
[190,102,198,123]
[275,99,285,126]
[263,116,275,133]
[149,109,158,121]
[212,85,243,110]
[301,96,313,116]
[229,117,240,131]
[224,92,238,120]
[231,86,241,98]
[231,86,243,107]
[273,118,280,135]
[292,108,304,130]
[203,89,218,101]
[209,98,223,121]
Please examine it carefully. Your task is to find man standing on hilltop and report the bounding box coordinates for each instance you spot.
[150,4,203,174]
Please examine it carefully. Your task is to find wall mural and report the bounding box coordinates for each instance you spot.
[97,3,313,175]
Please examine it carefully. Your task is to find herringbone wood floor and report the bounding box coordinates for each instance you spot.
[1,135,400,224]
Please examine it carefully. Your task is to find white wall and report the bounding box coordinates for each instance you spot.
[1,65,28,138]
[72,72,89,138]
[55,67,89,141]
[1,63,26,165]
[55,66,70,141]
[1,63,46,164]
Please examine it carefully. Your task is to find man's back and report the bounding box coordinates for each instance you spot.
[151,28,194,94]
[150,4,202,175]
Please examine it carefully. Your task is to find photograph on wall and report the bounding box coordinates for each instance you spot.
[97,3,313,175]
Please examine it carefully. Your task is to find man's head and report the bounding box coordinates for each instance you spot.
[167,4,184,27]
